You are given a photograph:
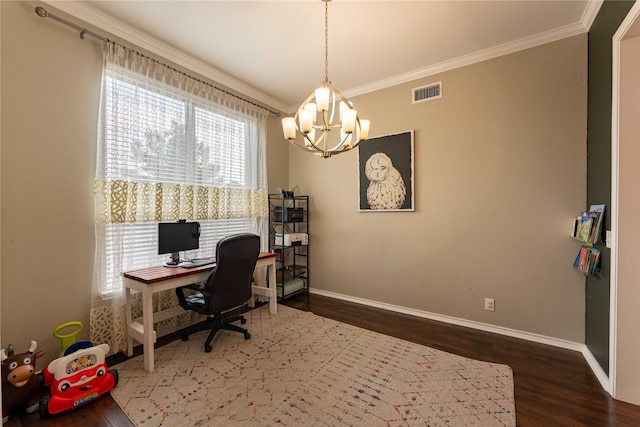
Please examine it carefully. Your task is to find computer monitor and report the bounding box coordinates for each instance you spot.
[158,220,200,265]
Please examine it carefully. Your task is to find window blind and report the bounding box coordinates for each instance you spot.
[97,65,266,294]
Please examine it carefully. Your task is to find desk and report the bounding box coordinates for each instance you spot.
[123,252,277,372]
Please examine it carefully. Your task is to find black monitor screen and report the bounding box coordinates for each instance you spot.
[158,221,200,255]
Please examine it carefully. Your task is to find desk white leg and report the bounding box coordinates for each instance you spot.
[268,260,277,314]
[248,289,256,308]
[125,285,134,357]
[142,287,155,372]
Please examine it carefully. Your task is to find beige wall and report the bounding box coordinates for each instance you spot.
[2,1,101,362]
[0,1,288,364]
[266,114,289,193]
[615,33,640,404]
[287,34,588,342]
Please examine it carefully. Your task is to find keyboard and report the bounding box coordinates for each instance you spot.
[177,259,215,268]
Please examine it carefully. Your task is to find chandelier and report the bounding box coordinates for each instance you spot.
[281,0,370,158]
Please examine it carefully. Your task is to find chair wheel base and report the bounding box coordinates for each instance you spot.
[241,317,247,325]
[181,335,188,341]
[244,332,251,340]
[204,344,213,353]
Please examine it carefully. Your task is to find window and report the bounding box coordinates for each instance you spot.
[103,73,250,188]
[95,63,267,295]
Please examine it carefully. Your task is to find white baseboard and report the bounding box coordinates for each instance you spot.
[581,345,611,392]
[309,288,610,391]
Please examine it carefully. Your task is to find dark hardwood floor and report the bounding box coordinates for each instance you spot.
[7,293,640,426]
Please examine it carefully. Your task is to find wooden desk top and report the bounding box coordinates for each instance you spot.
[123,252,277,284]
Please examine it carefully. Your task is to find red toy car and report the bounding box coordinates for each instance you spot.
[40,343,118,415]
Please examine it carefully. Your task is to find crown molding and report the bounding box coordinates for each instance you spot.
[43,0,601,115]
[582,0,605,31]
[41,1,288,114]
[342,20,592,101]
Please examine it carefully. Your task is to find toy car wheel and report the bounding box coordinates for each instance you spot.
[110,369,119,386]
[39,395,50,417]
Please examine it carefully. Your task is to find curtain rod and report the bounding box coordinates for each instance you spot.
[34,6,281,117]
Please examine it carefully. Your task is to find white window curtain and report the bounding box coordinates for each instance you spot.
[91,43,269,354]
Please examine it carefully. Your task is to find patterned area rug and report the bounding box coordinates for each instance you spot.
[111,305,515,426]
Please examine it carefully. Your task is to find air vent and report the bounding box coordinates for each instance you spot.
[412,82,442,104]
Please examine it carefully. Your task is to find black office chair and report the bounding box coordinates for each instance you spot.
[175,233,260,352]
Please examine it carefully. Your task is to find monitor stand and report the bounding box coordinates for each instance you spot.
[164,251,181,268]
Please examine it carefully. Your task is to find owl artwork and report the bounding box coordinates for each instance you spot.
[364,152,406,210]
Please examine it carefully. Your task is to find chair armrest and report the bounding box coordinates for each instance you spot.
[176,283,209,309]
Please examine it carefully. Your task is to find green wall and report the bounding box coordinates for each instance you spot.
[586,0,635,374]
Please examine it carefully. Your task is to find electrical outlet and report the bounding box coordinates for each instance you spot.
[485,298,495,312]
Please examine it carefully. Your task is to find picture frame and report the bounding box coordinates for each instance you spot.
[358,130,414,212]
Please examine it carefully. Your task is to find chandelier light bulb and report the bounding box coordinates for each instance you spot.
[360,120,371,140]
[298,108,314,133]
[339,101,350,120]
[341,109,357,134]
[282,117,297,140]
[315,87,330,112]
[304,103,317,124]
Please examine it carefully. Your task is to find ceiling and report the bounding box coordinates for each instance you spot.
[44,1,600,113]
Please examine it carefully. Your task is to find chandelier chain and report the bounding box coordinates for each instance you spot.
[324,0,329,83]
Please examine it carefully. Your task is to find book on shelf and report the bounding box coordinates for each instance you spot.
[572,217,579,238]
[588,204,606,244]
[573,245,601,276]
[575,213,593,243]
[587,211,600,244]
[570,204,605,276]
[571,204,606,244]
[590,249,601,275]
